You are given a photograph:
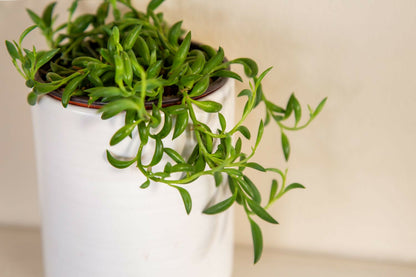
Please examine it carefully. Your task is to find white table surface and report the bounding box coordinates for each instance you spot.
[1,226,415,277]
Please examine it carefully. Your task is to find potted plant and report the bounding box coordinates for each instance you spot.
[5,0,326,276]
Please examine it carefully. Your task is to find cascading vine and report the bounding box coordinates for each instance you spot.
[5,0,326,263]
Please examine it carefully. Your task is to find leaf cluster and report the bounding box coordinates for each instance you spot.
[5,0,326,264]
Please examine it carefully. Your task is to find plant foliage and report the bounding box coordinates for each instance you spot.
[5,0,326,264]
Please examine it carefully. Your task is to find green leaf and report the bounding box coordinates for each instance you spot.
[247,199,278,224]
[172,185,192,214]
[62,75,85,107]
[156,112,172,139]
[192,100,222,113]
[171,31,191,71]
[218,113,226,131]
[164,148,185,164]
[291,95,302,126]
[190,50,205,74]
[5,41,19,60]
[148,138,163,166]
[199,44,217,59]
[237,125,251,139]
[242,175,261,203]
[249,218,263,264]
[281,131,290,161]
[138,121,149,145]
[266,100,285,114]
[231,58,258,78]
[110,123,137,146]
[168,21,183,46]
[26,9,45,29]
[106,150,136,169]
[122,24,142,50]
[99,99,140,120]
[238,89,252,98]
[203,193,236,215]
[19,25,37,46]
[189,76,209,97]
[147,0,165,13]
[35,49,60,71]
[202,47,224,74]
[312,97,327,118]
[212,70,243,82]
[245,162,266,172]
[42,2,56,27]
[214,172,223,187]
[70,14,95,34]
[269,179,278,203]
[96,2,109,25]
[284,183,305,193]
[134,36,150,65]
[147,60,163,79]
[173,110,188,139]
[170,163,193,173]
[85,86,123,99]
[255,120,264,148]
[34,81,62,94]
[140,179,150,189]
[27,92,37,106]
[235,137,242,155]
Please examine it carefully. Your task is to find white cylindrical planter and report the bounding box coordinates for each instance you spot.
[31,78,235,277]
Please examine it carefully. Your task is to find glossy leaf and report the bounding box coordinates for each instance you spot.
[35,49,60,71]
[164,148,185,164]
[85,86,123,99]
[140,179,150,189]
[62,74,85,107]
[281,131,290,161]
[27,92,37,105]
[173,111,188,139]
[212,70,242,82]
[312,97,328,118]
[249,218,263,264]
[110,123,137,146]
[245,162,266,172]
[99,99,140,119]
[269,179,278,203]
[247,199,278,224]
[148,138,163,166]
[202,47,224,74]
[218,113,226,131]
[5,41,19,60]
[171,32,191,71]
[172,185,192,214]
[189,76,209,97]
[255,120,264,148]
[284,183,305,193]
[168,20,183,46]
[203,193,236,215]
[106,150,136,169]
[237,125,251,139]
[231,58,258,78]
[156,113,172,139]
[122,24,142,50]
[192,100,222,113]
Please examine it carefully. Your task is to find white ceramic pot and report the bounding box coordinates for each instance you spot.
[31,77,235,277]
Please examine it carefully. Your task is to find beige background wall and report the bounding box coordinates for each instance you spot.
[1,0,415,264]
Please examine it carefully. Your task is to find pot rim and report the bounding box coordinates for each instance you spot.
[44,75,228,110]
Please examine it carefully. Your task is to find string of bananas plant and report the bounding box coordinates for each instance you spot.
[5,0,326,263]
